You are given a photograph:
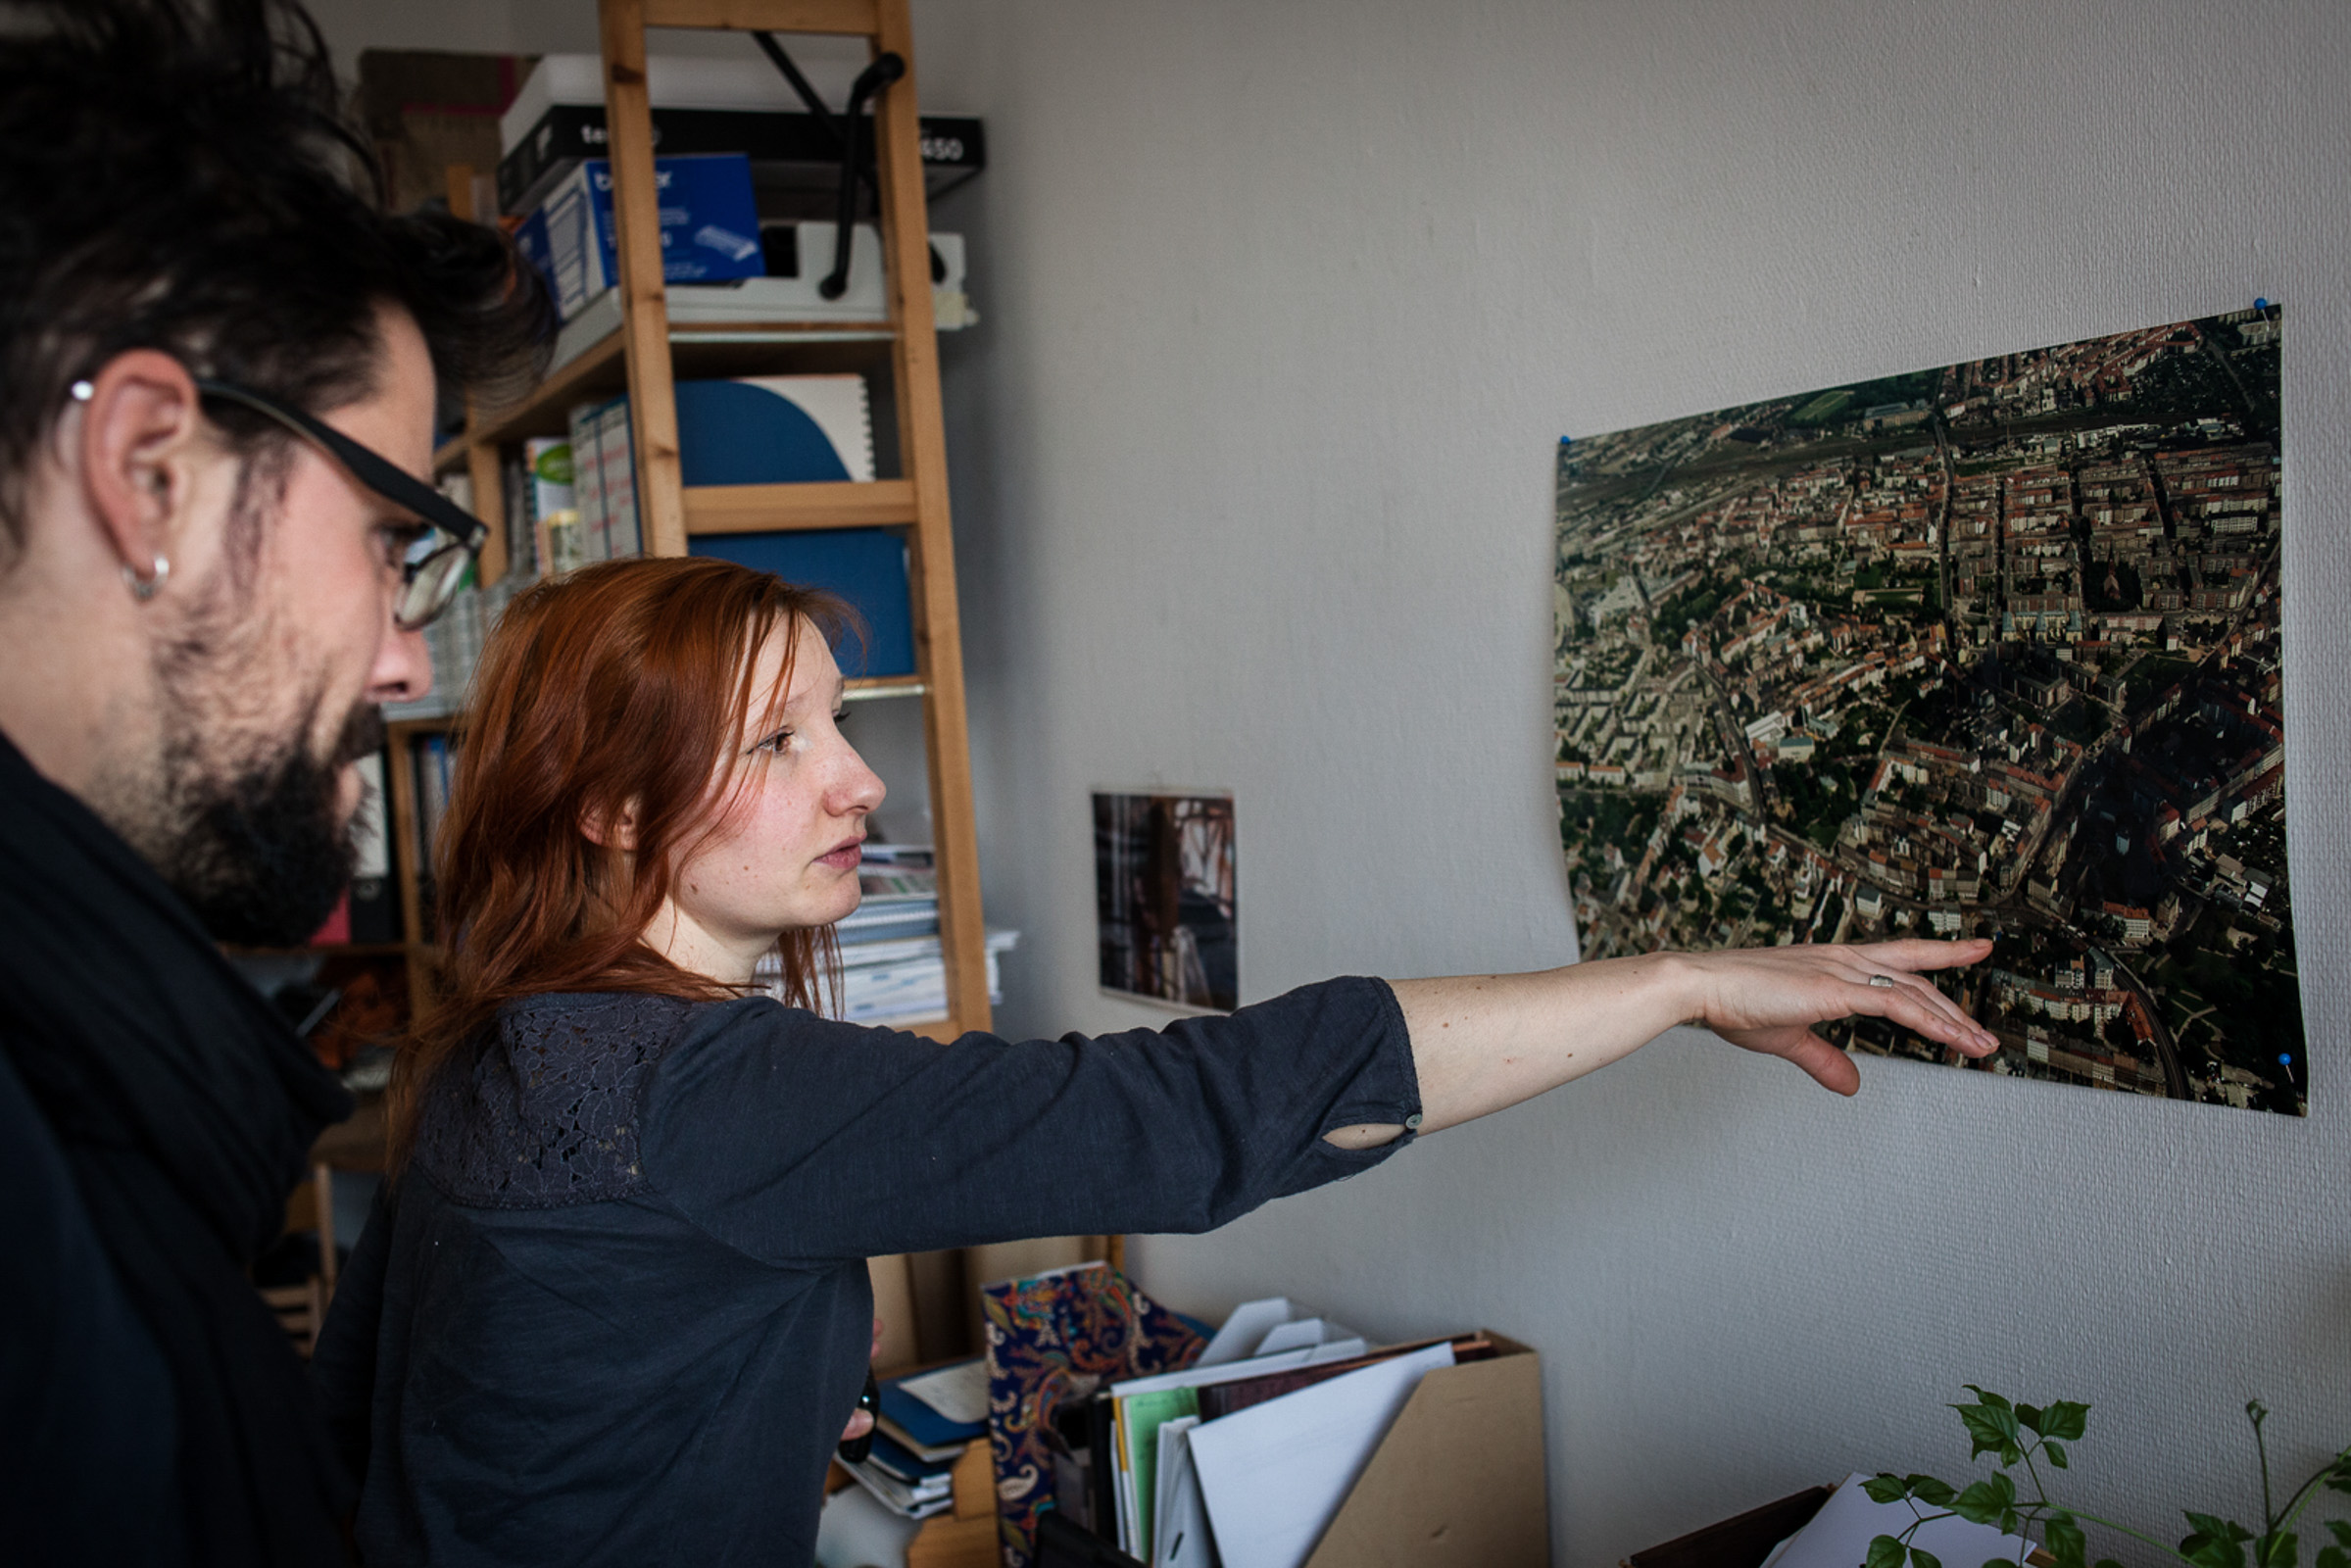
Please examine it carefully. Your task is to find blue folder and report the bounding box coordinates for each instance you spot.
[688,528,916,678]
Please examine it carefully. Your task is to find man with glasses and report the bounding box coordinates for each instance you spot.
[0,2,548,1563]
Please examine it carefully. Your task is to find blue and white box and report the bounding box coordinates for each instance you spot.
[520,152,764,320]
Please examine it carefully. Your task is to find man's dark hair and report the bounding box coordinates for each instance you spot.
[0,0,553,552]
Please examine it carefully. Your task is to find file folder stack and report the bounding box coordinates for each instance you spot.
[1035,1292,1546,1568]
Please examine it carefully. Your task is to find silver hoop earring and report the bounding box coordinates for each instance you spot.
[122,555,169,602]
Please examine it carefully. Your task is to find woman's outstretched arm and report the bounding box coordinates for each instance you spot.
[1328,939,1997,1148]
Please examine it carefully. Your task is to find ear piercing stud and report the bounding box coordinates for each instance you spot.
[123,556,169,601]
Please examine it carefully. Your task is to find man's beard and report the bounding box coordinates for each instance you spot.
[154,697,386,947]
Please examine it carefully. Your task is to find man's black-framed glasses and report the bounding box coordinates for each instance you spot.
[192,377,487,631]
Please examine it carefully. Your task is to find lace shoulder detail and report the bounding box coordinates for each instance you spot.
[413,992,704,1208]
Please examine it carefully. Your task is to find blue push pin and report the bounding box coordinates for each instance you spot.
[2278,1053,2292,1066]
[2254,297,2270,313]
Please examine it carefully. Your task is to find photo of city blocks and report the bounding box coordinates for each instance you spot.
[1554,305,2303,1115]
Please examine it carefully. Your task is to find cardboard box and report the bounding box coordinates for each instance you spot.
[1302,1335,1549,1567]
[492,53,984,217]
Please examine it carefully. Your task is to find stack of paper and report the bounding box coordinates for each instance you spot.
[838,1358,990,1524]
[756,847,1019,1027]
[836,1434,955,1521]
[874,1358,986,1463]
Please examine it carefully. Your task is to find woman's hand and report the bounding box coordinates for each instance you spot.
[1665,938,1998,1096]
[1384,936,2000,1137]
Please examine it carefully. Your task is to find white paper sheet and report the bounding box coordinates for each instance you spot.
[895,1358,990,1427]
[1188,1341,1456,1568]
[1196,1298,1295,1368]
[1253,1317,1361,1357]
[1110,1348,1319,1399]
[1153,1416,1217,1568]
[1771,1474,2038,1568]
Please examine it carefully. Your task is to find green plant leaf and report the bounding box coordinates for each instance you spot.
[2314,1549,2346,1568]
[2184,1540,2247,1568]
[2254,1530,2297,1568]
[1869,1534,1909,1568]
[2323,1523,2351,1550]
[2044,1513,2087,1568]
[1912,1549,1944,1568]
[1950,1476,2017,1527]
[1910,1478,1958,1508]
[2040,1401,2089,1442]
[2183,1514,2255,1568]
[1955,1401,2020,1463]
[2044,1442,2069,1470]
[2096,1560,2128,1568]
[2018,1403,2044,1437]
[1864,1475,1911,1505]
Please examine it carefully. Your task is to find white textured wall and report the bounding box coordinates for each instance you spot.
[922,4,2351,1564]
[315,1,2350,1560]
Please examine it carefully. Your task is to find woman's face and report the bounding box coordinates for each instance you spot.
[659,618,886,965]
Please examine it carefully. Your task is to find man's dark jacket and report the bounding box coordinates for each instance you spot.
[0,730,355,1565]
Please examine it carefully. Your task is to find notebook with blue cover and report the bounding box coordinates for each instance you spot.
[673,375,876,486]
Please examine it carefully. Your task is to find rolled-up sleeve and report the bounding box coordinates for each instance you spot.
[638,976,1419,1265]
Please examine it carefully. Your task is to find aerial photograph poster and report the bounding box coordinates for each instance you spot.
[1553,305,2303,1115]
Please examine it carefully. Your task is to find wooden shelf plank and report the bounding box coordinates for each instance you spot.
[461,322,901,459]
[432,435,468,476]
[667,321,898,342]
[601,0,690,560]
[643,0,878,33]
[683,478,918,535]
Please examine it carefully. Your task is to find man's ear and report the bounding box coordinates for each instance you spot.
[580,798,642,854]
[73,350,208,589]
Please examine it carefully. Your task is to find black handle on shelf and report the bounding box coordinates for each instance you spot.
[749,31,846,153]
[820,53,905,301]
[835,1367,881,1464]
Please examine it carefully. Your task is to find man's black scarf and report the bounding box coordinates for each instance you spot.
[0,731,355,1564]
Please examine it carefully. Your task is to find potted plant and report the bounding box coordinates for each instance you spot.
[1863,1389,2349,1568]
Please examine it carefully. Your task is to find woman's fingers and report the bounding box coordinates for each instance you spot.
[1841,937,1994,975]
[1773,1027,1862,1095]
[1838,969,1998,1054]
[1697,938,2000,1095]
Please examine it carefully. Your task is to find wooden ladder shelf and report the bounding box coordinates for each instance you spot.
[595,0,990,1041]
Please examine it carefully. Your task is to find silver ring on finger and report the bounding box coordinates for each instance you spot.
[1867,974,1896,988]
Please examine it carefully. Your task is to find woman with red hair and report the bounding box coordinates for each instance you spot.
[316,555,1994,1568]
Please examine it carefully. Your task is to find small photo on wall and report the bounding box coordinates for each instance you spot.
[1094,791,1237,1011]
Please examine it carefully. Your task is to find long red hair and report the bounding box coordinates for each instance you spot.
[388,556,857,1172]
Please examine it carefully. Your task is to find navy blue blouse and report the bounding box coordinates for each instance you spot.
[312,977,1419,1567]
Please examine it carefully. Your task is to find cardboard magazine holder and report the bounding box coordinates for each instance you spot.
[1301,1333,1549,1568]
